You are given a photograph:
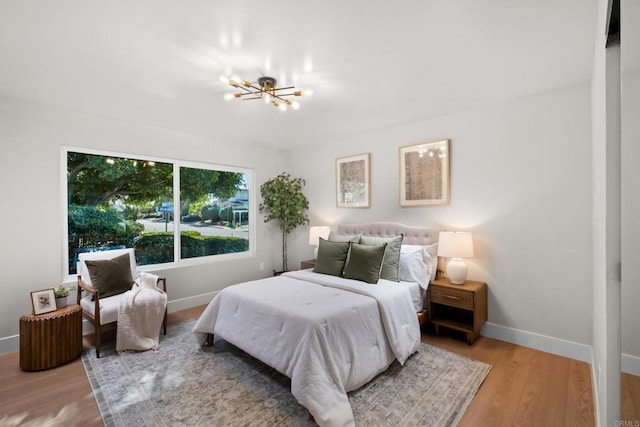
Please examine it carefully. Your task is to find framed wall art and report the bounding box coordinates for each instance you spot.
[399,139,450,206]
[336,153,370,208]
[30,288,57,315]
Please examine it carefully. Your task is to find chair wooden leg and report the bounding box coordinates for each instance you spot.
[163,310,167,335]
[205,333,214,347]
[95,323,101,358]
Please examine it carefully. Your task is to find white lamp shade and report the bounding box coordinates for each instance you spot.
[309,226,331,246]
[437,231,474,285]
[437,232,474,258]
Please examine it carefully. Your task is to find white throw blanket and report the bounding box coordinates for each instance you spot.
[116,272,167,352]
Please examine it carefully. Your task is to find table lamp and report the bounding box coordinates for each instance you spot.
[437,231,474,284]
[309,226,331,258]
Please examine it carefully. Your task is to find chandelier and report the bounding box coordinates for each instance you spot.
[220,75,312,111]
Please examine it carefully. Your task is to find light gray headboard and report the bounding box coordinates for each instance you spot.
[337,222,440,246]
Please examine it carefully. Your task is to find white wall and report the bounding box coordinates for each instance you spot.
[591,0,622,424]
[0,96,287,350]
[621,64,640,367]
[287,83,594,348]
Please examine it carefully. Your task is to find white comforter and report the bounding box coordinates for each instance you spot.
[193,270,421,427]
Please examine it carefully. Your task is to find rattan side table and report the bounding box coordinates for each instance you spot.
[19,304,83,371]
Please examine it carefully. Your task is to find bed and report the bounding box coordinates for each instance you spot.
[193,222,440,426]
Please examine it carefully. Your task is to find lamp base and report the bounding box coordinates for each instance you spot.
[446,258,468,285]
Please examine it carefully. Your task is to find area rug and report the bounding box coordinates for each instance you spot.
[82,320,490,427]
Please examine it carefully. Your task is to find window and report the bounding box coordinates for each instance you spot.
[64,148,252,277]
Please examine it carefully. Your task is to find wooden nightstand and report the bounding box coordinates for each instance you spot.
[301,259,316,269]
[428,277,487,345]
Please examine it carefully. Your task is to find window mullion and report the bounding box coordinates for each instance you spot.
[173,163,181,263]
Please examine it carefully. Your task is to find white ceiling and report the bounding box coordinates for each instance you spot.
[0,1,601,151]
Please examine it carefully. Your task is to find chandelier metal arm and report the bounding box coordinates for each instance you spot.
[241,93,289,102]
[236,85,296,95]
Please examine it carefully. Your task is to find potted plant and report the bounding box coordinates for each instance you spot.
[259,172,309,273]
[54,284,75,309]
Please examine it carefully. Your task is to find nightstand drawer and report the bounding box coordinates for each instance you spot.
[430,286,474,310]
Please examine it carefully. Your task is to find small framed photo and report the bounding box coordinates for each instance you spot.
[31,288,57,315]
[399,139,450,207]
[336,153,371,208]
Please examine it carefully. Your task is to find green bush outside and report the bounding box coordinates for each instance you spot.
[68,204,249,273]
[133,232,175,265]
[135,231,249,264]
[68,204,143,273]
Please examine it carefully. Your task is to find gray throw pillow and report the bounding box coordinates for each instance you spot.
[344,243,387,284]
[313,238,351,277]
[360,234,403,281]
[85,253,135,298]
[328,231,362,243]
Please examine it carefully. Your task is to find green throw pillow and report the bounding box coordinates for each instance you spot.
[313,238,351,277]
[85,253,135,298]
[360,234,403,282]
[344,242,387,284]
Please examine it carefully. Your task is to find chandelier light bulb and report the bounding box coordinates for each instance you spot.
[224,92,235,101]
[219,75,230,84]
[291,101,300,110]
[279,103,287,111]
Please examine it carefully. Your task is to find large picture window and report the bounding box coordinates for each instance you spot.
[64,148,252,277]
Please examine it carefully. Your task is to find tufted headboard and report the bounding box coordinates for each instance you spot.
[336,222,440,246]
[337,222,444,276]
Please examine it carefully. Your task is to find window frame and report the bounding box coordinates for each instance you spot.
[61,146,256,282]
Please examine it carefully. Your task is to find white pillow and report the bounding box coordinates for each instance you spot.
[399,245,429,286]
[423,242,438,281]
[399,243,438,284]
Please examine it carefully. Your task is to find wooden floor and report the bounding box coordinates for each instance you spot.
[0,305,637,426]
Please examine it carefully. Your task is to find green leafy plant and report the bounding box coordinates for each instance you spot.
[54,284,75,298]
[259,172,309,272]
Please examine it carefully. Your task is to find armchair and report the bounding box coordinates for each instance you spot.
[76,248,167,358]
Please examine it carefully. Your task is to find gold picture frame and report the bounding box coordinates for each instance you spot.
[399,139,450,206]
[336,153,371,208]
[30,288,57,315]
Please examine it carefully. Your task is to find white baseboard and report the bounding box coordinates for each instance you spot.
[166,290,218,313]
[622,352,640,376]
[0,334,19,355]
[1,292,219,356]
[482,323,640,376]
[481,322,593,363]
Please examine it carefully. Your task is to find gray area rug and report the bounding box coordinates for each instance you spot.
[82,319,490,426]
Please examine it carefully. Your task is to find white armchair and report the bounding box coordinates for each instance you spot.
[76,248,167,357]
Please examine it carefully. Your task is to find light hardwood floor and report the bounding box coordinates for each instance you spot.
[0,305,637,426]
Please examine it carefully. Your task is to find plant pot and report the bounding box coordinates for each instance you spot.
[55,297,67,309]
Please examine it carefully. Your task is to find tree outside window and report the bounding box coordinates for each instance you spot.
[66,150,250,275]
